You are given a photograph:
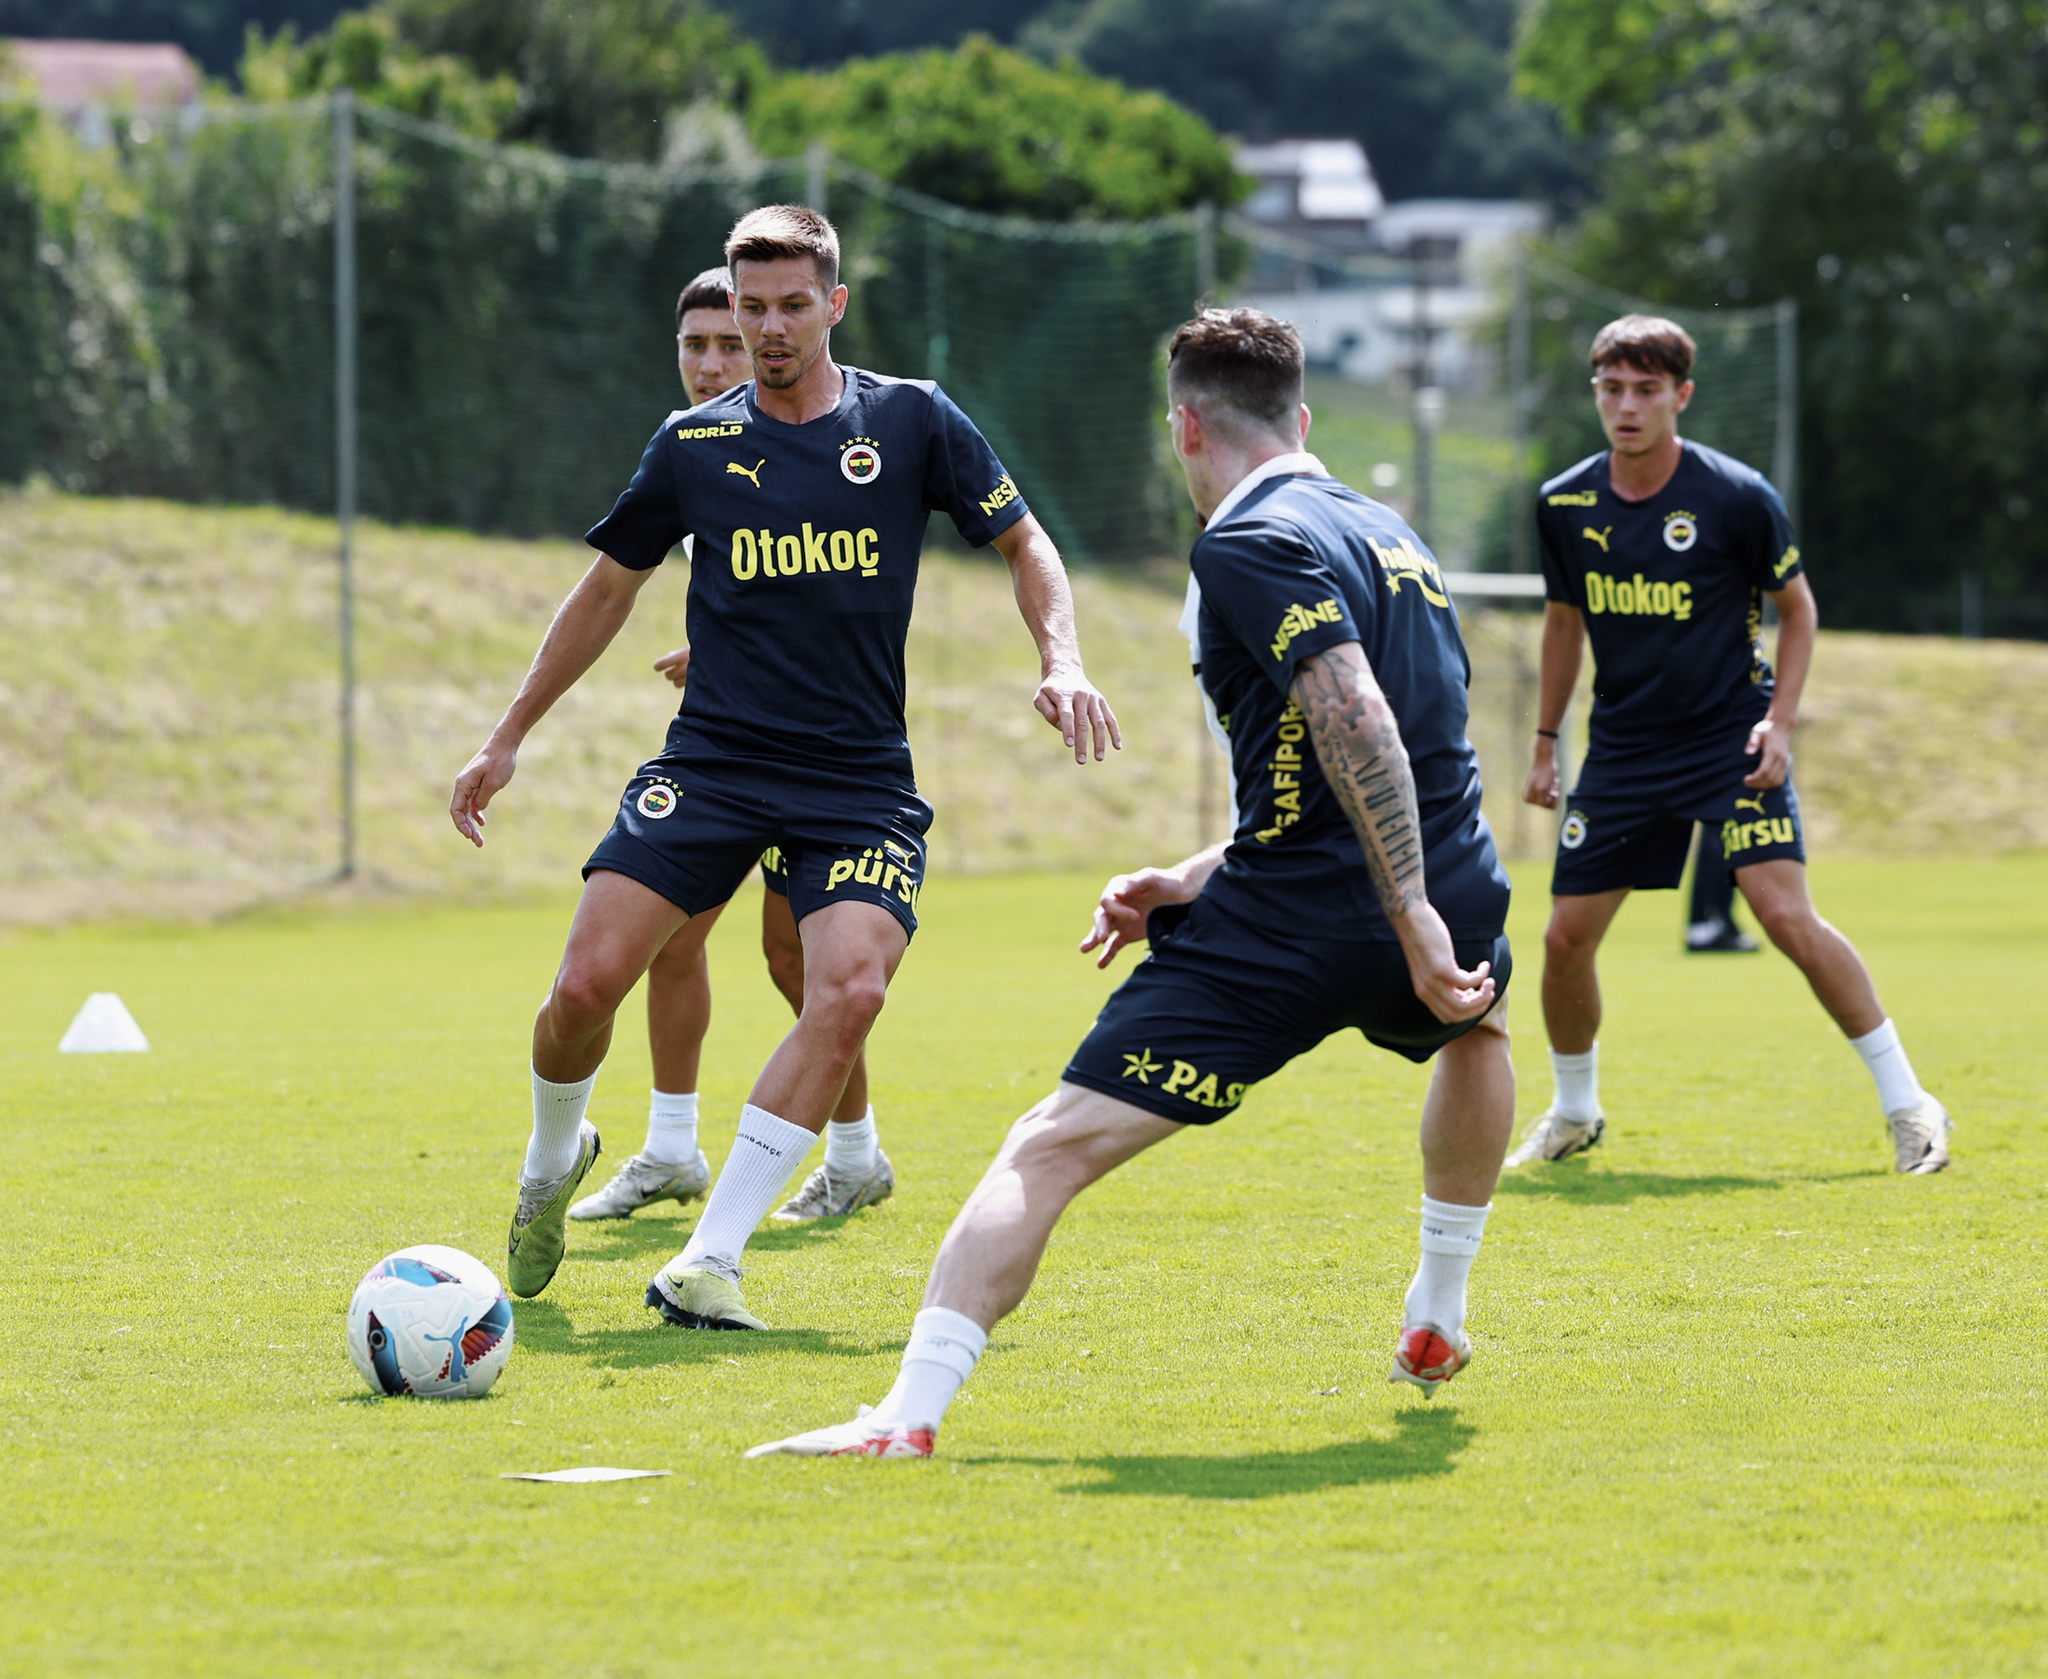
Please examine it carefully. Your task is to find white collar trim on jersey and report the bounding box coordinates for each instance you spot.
[1205,450,1329,532]
[1180,451,1329,652]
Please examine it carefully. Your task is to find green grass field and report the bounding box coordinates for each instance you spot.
[6,859,2046,1676]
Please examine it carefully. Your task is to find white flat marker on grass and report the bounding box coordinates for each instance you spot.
[500,1468,671,1483]
[59,994,150,1053]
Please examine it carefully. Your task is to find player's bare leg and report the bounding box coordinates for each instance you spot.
[572,903,728,1222]
[510,871,693,1296]
[762,887,869,1121]
[1510,889,1628,1165]
[762,886,886,1221]
[1737,859,1950,1171]
[1397,1006,1513,1393]
[649,901,909,1329]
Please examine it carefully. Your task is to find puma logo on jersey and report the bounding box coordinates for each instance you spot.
[726,458,764,488]
[1775,544,1801,578]
[1583,525,1613,553]
[1734,793,1767,816]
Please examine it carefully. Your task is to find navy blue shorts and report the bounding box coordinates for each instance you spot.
[585,754,931,937]
[758,845,789,897]
[1553,741,1804,897]
[1062,895,1510,1126]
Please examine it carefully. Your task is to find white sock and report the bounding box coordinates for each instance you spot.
[869,1307,987,1430]
[1403,1196,1490,1341]
[1549,1044,1600,1122]
[675,1104,816,1278]
[525,1069,594,1182]
[823,1106,878,1177]
[644,1089,699,1164]
[1850,1018,1926,1115]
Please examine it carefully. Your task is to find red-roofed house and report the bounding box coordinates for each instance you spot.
[4,39,201,141]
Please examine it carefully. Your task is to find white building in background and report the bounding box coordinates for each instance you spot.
[1,40,202,147]
[1231,139,1545,389]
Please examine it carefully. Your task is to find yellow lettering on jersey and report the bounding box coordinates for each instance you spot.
[1269,597,1345,661]
[1775,544,1801,578]
[1582,571,1693,621]
[1365,537,1451,606]
[1256,704,1311,844]
[676,422,745,440]
[725,525,883,582]
[1548,490,1599,506]
[978,473,1020,517]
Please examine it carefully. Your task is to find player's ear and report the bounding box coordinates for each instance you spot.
[827,283,849,327]
[1674,378,1696,413]
[1297,402,1312,446]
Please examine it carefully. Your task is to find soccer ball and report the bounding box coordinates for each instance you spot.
[347,1244,515,1399]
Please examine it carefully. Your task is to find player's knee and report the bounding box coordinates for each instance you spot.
[1751,896,1819,959]
[804,967,888,1041]
[548,963,625,1035]
[1543,917,1599,970]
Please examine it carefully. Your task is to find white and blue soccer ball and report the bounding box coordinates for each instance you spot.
[347,1244,515,1399]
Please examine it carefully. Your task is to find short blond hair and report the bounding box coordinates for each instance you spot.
[725,205,840,291]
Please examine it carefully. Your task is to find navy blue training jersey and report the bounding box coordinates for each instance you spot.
[1538,440,1801,760]
[586,369,1028,774]
[1193,472,1509,942]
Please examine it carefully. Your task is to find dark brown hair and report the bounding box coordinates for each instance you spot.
[1589,314,1697,382]
[724,205,841,291]
[1167,308,1304,436]
[675,266,733,331]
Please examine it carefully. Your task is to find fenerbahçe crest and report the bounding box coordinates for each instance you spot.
[634,783,678,820]
[839,437,882,484]
[1663,511,1700,552]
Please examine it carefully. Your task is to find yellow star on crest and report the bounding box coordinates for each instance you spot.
[1121,1048,1163,1084]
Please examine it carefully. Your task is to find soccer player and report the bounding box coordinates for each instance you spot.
[1508,315,1951,1173]
[749,307,1515,1460]
[569,267,888,1226]
[450,206,1121,1320]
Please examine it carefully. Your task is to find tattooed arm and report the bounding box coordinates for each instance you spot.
[1291,643,1496,1023]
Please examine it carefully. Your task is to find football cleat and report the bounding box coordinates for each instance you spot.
[645,1260,767,1331]
[1504,1109,1605,1167]
[1887,1095,1952,1175]
[1388,1323,1471,1398]
[771,1149,896,1223]
[506,1121,601,1300]
[569,1149,710,1219]
[745,1407,935,1460]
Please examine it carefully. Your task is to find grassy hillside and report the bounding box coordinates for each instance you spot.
[3,486,2045,923]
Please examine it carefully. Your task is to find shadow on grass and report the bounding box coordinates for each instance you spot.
[572,1216,871,1262]
[1496,1162,1776,1203]
[511,1298,873,1369]
[977,1408,1475,1500]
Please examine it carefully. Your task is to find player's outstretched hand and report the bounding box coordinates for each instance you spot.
[1391,902,1496,1025]
[1035,667,1123,764]
[1522,739,1560,809]
[1080,866,1192,969]
[450,741,517,848]
[1742,717,1793,788]
[654,645,692,690]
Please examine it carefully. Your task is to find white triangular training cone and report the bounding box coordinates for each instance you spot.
[59,993,150,1053]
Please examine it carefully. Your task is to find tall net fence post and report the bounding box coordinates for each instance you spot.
[1774,295,1799,528]
[804,140,828,216]
[1195,200,1216,306]
[1509,237,1533,575]
[333,88,358,881]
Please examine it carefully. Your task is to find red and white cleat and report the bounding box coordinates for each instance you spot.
[744,1410,935,1460]
[1388,1323,1471,1398]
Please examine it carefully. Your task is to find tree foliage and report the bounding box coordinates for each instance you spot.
[749,36,1240,219]
[1019,0,1582,201]
[241,0,763,160]
[1520,0,2048,635]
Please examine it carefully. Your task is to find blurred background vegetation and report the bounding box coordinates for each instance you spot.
[2,0,2043,628]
